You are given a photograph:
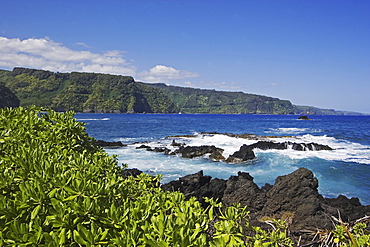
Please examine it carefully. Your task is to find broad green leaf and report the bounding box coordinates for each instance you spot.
[31,205,41,220]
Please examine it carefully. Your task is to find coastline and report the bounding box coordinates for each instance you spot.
[125,167,370,242]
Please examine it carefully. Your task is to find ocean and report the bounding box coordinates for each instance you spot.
[75,113,370,205]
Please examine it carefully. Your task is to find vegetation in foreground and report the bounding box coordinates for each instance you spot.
[0,107,368,246]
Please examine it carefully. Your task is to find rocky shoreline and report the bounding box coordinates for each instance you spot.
[97,134,369,242]
[98,131,334,163]
[122,167,370,243]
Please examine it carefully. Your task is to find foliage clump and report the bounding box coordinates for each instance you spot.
[0,107,368,246]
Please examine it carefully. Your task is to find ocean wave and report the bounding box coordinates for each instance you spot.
[77,118,110,121]
[269,134,370,165]
[105,133,370,204]
[150,133,370,165]
[266,127,322,134]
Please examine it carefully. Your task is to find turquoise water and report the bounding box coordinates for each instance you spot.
[76,114,370,205]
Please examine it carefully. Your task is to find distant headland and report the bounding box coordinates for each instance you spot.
[0,67,365,115]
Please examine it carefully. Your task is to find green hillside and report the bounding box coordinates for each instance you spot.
[0,67,362,115]
[0,68,177,113]
[293,105,363,116]
[145,83,295,114]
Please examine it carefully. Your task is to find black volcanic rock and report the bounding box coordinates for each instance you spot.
[248,141,333,151]
[260,168,331,232]
[95,140,126,148]
[153,147,171,154]
[222,172,266,212]
[161,168,370,242]
[225,141,333,163]
[324,195,370,222]
[175,145,225,160]
[171,140,185,147]
[298,115,311,120]
[136,144,153,151]
[248,141,287,150]
[225,144,256,163]
[161,171,227,206]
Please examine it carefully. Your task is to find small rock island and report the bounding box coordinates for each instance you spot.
[298,115,311,120]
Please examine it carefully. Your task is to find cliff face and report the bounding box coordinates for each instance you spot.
[0,82,20,108]
[0,68,296,114]
[294,105,363,116]
[145,83,295,114]
[0,68,177,113]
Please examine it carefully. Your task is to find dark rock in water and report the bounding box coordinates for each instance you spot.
[95,140,126,148]
[139,132,333,164]
[225,144,256,163]
[298,115,311,120]
[175,145,225,159]
[153,147,171,154]
[171,140,185,147]
[248,141,287,150]
[308,142,333,151]
[248,141,333,151]
[136,145,171,154]
[226,141,334,163]
[161,168,370,243]
[136,144,153,151]
[209,150,225,161]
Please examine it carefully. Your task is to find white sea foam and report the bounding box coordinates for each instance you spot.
[114,137,155,144]
[183,134,256,158]
[267,127,310,134]
[154,133,370,165]
[77,118,110,121]
[265,127,324,135]
[105,133,370,204]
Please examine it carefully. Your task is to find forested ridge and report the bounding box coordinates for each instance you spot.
[0,68,177,113]
[145,83,295,114]
[0,67,362,114]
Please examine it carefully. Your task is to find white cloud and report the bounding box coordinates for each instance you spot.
[0,36,136,75]
[0,37,201,84]
[74,42,91,48]
[138,65,199,83]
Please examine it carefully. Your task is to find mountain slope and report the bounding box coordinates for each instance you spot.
[0,68,178,113]
[144,83,295,114]
[0,67,362,115]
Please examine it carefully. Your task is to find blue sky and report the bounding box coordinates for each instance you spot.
[1,0,369,113]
